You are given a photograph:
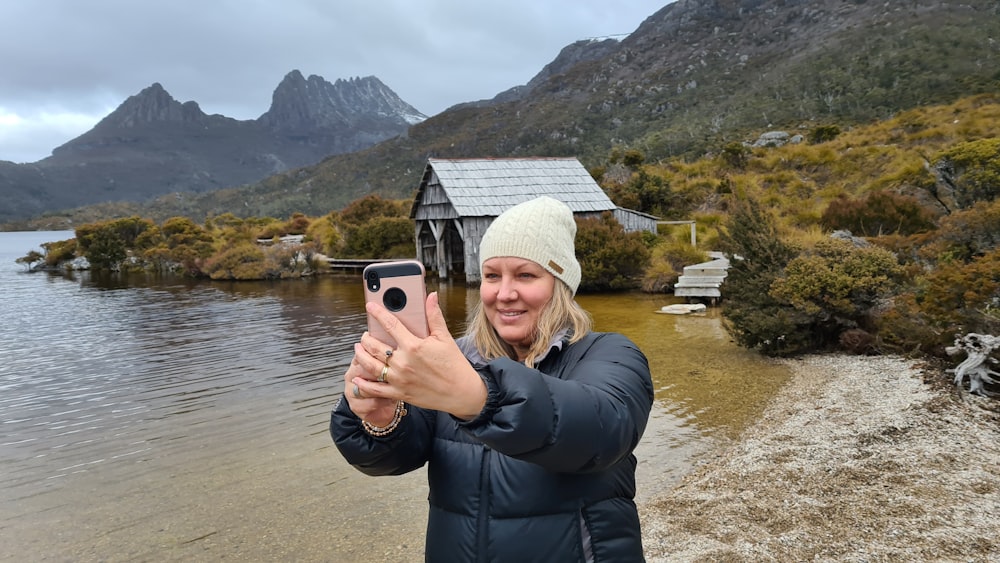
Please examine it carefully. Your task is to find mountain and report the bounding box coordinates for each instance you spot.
[0,72,425,224]
[5,0,1000,228]
[138,0,999,224]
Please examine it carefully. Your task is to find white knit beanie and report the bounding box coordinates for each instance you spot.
[479,196,581,294]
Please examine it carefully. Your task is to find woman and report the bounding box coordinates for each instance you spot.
[331,196,654,562]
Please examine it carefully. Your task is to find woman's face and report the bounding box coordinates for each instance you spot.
[480,257,555,360]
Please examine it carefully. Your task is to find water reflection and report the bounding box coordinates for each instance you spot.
[0,232,789,561]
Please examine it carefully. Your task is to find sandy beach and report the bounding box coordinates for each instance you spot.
[640,354,1000,562]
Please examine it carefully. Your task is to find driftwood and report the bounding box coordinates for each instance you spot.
[945,333,1000,397]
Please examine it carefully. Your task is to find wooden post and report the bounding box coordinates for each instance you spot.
[657,220,697,247]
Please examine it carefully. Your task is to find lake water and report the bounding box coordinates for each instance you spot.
[0,230,790,561]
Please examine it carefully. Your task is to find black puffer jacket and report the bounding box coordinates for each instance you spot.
[331,332,654,562]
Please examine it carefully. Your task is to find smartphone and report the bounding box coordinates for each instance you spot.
[362,259,429,348]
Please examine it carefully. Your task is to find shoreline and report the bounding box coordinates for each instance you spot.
[639,354,1000,561]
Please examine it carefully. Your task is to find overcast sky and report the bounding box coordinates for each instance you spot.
[0,0,669,164]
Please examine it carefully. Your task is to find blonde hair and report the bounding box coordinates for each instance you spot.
[466,279,592,366]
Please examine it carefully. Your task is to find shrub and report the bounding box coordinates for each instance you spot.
[41,239,77,266]
[160,217,214,275]
[202,242,267,280]
[76,221,128,270]
[935,138,1000,209]
[719,142,751,169]
[906,249,1000,351]
[603,168,672,217]
[769,239,904,349]
[576,212,651,292]
[342,216,415,258]
[338,194,405,226]
[809,124,841,144]
[821,190,938,236]
[924,199,1000,263]
[622,149,645,167]
[719,196,805,356]
[305,213,342,256]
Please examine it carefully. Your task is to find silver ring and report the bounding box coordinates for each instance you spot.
[385,349,393,364]
[352,384,361,399]
[377,364,389,384]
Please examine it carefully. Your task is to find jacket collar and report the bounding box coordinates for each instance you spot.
[458,329,569,367]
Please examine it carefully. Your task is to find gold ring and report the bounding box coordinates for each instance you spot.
[352,384,362,399]
[378,364,389,384]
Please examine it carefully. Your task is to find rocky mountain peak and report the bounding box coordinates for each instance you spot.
[258,70,426,131]
[94,82,208,129]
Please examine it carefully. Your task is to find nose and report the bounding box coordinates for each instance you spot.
[496,277,517,301]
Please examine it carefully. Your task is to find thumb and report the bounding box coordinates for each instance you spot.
[425,291,452,339]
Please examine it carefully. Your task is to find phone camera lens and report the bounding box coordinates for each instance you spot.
[383,287,407,312]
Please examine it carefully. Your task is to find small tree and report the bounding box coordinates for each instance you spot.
[76,221,128,271]
[719,196,805,356]
[16,250,44,271]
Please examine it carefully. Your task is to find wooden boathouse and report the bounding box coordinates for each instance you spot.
[410,157,657,283]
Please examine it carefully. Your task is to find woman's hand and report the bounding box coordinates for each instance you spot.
[353,292,487,420]
[342,344,399,427]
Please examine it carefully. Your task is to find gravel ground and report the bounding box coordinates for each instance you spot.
[640,354,1000,562]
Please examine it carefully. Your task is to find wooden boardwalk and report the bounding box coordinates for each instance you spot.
[673,252,730,303]
[324,258,396,271]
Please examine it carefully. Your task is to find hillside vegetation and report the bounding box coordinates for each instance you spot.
[6,0,998,230]
[23,94,1000,378]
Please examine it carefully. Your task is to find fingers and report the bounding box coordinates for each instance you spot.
[352,342,382,380]
[365,300,404,343]
[424,292,451,338]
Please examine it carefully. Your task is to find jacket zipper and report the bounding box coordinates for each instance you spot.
[476,446,491,563]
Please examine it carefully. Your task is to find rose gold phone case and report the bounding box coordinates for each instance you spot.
[362,260,429,348]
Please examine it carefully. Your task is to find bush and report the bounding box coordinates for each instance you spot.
[924,199,1000,263]
[769,239,904,349]
[821,190,938,236]
[305,213,342,256]
[719,142,751,169]
[809,124,841,144]
[935,138,1000,210]
[76,221,128,270]
[160,217,214,275]
[576,212,651,292]
[906,249,1000,351]
[602,167,672,217]
[338,195,405,226]
[202,242,267,280]
[342,216,415,258]
[41,239,77,267]
[719,196,805,356]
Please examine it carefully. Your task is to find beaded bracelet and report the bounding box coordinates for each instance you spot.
[361,400,407,437]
